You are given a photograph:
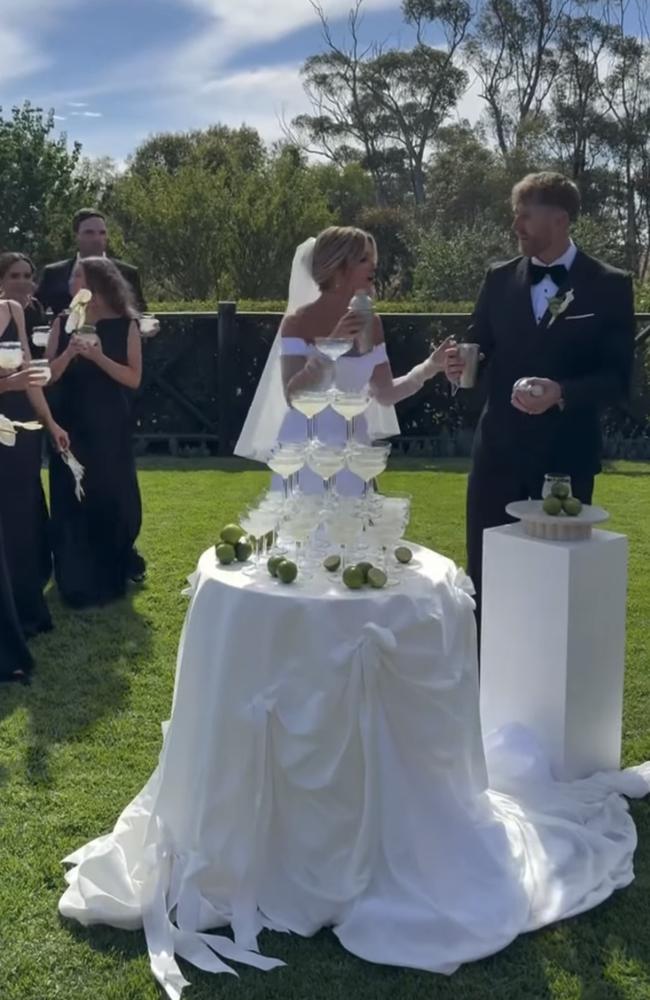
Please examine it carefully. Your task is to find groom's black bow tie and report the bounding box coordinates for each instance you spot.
[529,262,568,286]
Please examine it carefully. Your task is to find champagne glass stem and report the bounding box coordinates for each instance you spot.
[282,476,289,501]
[307,416,314,440]
[346,419,352,442]
[350,416,357,440]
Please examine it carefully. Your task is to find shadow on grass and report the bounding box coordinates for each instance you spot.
[63,919,560,1000]
[0,584,153,789]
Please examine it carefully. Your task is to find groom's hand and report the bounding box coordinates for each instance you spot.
[511,378,562,415]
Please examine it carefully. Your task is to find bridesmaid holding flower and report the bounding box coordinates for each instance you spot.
[46,257,144,608]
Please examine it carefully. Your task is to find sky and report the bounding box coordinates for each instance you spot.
[0,0,485,166]
[1,0,642,167]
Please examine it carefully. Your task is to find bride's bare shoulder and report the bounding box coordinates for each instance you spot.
[280,302,318,338]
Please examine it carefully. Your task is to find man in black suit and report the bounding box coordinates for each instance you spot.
[36,208,147,316]
[445,171,635,625]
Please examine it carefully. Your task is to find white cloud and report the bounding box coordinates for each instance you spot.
[67,101,89,108]
[0,0,82,84]
[189,63,309,140]
[71,111,104,118]
[0,25,48,84]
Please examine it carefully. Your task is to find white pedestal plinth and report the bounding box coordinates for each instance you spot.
[479,523,628,780]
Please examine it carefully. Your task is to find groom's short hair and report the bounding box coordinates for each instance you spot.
[512,173,581,222]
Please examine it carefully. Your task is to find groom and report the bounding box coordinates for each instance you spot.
[445,171,636,626]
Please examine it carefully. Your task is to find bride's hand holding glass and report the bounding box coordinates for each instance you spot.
[425,335,456,377]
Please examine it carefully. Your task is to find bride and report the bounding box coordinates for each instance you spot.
[235,227,450,486]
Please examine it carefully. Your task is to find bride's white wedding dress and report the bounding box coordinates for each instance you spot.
[58,241,650,999]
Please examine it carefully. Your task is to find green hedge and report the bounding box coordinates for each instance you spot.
[150,286,650,315]
[149,299,475,314]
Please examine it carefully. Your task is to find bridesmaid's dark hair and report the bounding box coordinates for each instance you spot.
[0,251,36,280]
[78,257,137,318]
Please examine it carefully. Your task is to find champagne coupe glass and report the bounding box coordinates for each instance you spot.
[315,337,352,362]
[306,442,346,503]
[266,443,307,500]
[370,495,411,583]
[291,390,330,440]
[330,388,371,442]
[255,490,285,557]
[283,507,317,577]
[324,501,361,572]
[239,505,269,573]
[240,494,282,573]
[0,341,24,372]
[345,442,391,501]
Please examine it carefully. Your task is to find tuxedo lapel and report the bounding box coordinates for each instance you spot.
[511,257,538,334]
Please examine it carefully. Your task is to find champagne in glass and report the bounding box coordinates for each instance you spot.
[330,390,371,441]
[267,444,306,499]
[345,443,391,511]
[291,391,330,439]
[306,443,346,499]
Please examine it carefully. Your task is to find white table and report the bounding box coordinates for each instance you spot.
[59,543,649,1000]
[480,523,628,780]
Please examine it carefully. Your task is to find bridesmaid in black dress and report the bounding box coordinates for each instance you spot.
[0,299,69,640]
[46,257,143,608]
[0,529,33,684]
[0,252,49,357]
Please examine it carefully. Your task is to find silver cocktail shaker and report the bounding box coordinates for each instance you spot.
[348,290,374,354]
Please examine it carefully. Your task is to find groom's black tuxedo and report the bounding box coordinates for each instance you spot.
[36,257,147,317]
[465,248,635,618]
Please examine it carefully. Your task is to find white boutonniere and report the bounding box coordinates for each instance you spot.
[0,414,41,447]
[65,288,92,334]
[547,288,575,327]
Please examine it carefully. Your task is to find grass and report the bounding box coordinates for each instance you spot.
[1,458,650,1000]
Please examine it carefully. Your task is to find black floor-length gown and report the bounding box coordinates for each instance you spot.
[0,317,52,637]
[48,318,142,608]
[0,520,33,681]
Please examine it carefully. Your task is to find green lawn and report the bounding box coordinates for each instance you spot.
[1,458,650,1000]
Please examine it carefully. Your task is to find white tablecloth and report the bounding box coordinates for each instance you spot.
[59,545,650,999]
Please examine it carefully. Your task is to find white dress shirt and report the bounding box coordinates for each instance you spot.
[530,240,577,323]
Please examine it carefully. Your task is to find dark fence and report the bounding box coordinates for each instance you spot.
[133,305,650,459]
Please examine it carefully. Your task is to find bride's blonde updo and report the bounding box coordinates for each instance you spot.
[312,226,376,291]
